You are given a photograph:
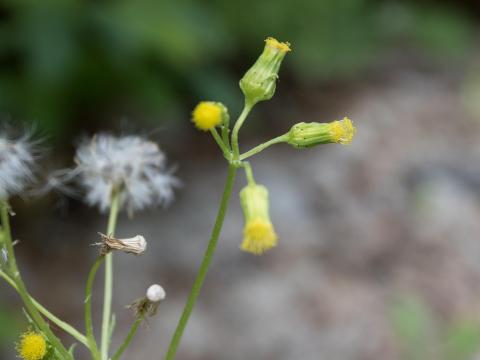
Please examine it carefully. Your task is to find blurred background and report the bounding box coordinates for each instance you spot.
[2,0,480,359]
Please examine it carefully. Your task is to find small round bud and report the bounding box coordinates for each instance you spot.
[146,284,166,302]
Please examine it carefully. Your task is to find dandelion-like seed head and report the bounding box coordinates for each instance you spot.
[191,102,226,131]
[239,184,278,255]
[0,132,36,199]
[17,331,47,360]
[73,134,179,213]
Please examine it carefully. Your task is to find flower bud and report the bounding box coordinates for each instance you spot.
[239,183,277,255]
[287,117,356,148]
[192,101,229,131]
[97,233,147,256]
[239,37,291,105]
[146,284,166,302]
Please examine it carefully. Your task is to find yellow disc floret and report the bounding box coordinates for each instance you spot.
[17,332,47,360]
[265,37,291,53]
[241,218,278,255]
[329,117,356,144]
[192,102,223,131]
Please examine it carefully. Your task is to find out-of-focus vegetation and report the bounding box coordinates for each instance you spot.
[0,0,475,139]
[391,297,480,360]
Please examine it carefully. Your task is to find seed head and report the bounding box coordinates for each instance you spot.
[71,134,180,213]
[146,284,166,302]
[0,131,37,199]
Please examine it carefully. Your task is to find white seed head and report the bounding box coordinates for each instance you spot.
[146,284,166,302]
[0,132,37,199]
[71,134,180,213]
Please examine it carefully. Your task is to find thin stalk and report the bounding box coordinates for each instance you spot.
[241,162,256,185]
[231,102,254,159]
[210,128,231,159]
[239,134,288,160]
[101,189,121,360]
[0,269,88,347]
[111,315,144,360]
[84,256,104,359]
[0,201,72,359]
[165,164,237,360]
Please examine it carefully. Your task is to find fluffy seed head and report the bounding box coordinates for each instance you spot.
[71,134,180,213]
[0,132,37,199]
[146,284,166,302]
[17,331,47,360]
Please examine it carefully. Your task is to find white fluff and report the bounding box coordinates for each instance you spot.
[0,132,36,199]
[70,134,180,213]
[146,284,166,302]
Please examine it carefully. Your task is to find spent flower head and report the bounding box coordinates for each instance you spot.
[0,130,38,199]
[129,284,166,317]
[69,134,180,214]
[240,183,278,255]
[16,331,47,360]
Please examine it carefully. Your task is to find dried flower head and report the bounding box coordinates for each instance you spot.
[0,131,37,199]
[97,233,147,255]
[129,284,166,317]
[16,331,47,360]
[70,134,180,213]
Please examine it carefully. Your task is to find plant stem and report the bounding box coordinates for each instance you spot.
[165,164,237,360]
[85,256,104,359]
[111,315,144,360]
[231,102,253,159]
[210,128,231,159]
[0,201,72,359]
[101,189,121,360]
[0,269,88,347]
[239,134,288,160]
[241,162,256,185]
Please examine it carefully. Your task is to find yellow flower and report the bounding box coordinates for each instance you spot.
[241,218,278,255]
[191,102,224,131]
[265,37,291,53]
[329,117,356,144]
[287,117,356,148]
[240,184,278,255]
[17,332,47,360]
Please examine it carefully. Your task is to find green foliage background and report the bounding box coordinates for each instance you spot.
[0,0,475,138]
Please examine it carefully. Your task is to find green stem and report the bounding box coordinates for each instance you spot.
[111,315,144,360]
[0,269,88,347]
[101,189,121,360]
[239,134,288,160]
[241,162,256,185]
[210,128,231,159]
[165,164,237,360]
[231,102,253,159]
[84,256,104,360]
[0,201,72,359]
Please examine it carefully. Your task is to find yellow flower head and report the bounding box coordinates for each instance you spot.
[241,218,278,255]
[329,117,356,144]
[287,117,356,148]
[265,37,291,53]
[240,184,278,255]
[17,332,47,360]
[191,102,225,131]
